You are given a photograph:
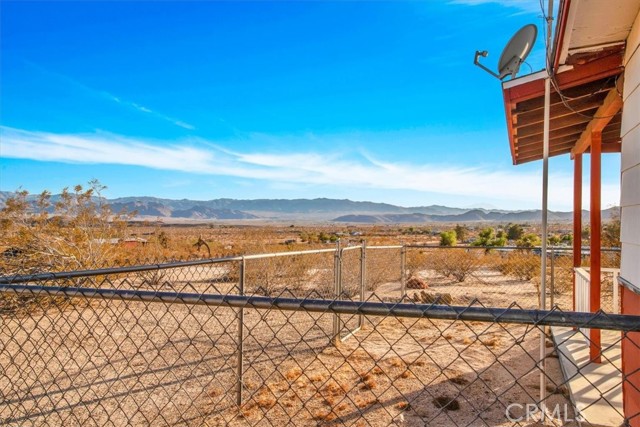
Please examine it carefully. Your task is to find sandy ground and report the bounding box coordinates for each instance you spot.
[1,267,580,426]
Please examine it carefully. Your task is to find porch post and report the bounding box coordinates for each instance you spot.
[573,154,582,311]
[589,131,602,363]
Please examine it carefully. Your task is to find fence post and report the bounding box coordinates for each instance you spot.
[236,256,245,406]
[332,240,341,345]
[359,240,366,328]
[550,249,555,308]
[400,245,407,299]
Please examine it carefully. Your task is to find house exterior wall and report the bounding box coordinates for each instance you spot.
[621,7,640,426]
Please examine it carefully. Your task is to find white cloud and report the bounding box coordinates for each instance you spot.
[448,0,542,14]
[0,126,619,209]
[24,61,196,131]
[108,97,195,130]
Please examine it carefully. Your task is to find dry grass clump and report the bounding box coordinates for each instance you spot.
[359,372,377,390]
[481,337,501,348]
[322,379,348,397]
[285,366,303,381]
[371,366,384,375]
[313,409,338,422]
[399,369,413,379]
[355,396,379,409]
[388,356,406,368]
[207,387,223,398]
[254,388,277,409]
[308,372,327,383]
[396,401,411,410]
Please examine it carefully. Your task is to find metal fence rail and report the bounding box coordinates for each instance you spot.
[2,282,639,330]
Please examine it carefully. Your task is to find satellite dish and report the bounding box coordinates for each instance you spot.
[474,24,537,80]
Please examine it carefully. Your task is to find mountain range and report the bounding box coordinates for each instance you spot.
[0,191,617,223]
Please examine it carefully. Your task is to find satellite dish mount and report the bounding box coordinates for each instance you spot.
[474,24,538,80]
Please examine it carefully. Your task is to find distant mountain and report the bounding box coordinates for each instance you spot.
[171,206,258,220]
[332,208,618,223]
[0,191,618,223]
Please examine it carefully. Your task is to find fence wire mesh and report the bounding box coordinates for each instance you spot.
[1,246,636,427]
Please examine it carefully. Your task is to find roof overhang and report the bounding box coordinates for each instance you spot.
[552,0,640,70]
[501,0,640,165]
[502,54,623,165]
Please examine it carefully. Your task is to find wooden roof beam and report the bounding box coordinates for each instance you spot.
[570,88,623,158]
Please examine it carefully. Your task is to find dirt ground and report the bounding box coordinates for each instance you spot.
[0,266,578,426]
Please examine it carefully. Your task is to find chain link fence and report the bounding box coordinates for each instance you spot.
[1,245,636,427]
[404,246,621,312]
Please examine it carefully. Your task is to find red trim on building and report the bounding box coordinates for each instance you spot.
[589,131,602,363]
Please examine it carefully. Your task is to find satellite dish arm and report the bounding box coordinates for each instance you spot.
[473,51,500,79]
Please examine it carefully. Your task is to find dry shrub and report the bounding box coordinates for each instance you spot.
[322,380,347,397]
[285,367,302,381]
[427,249,479,283]
[355,396,378,409]
[406,249,428,277]
[313,410,337,421]
[396,401,410,410]
[550,254,573,294]
[481,337,501,348]
[498,251,539,281]
[359,372,377,390]
[388,357,405,368]
[255,388,277,409]
[308,372,326,383]
[207,387,223,397]
[336,402,349,412]
[366,248,401,290]
[399,369,413,379]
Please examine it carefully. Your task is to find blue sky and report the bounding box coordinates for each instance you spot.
[0,0,620,210]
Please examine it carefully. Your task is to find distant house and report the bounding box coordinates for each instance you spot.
[120,238,148,248]
[91,237,147,248]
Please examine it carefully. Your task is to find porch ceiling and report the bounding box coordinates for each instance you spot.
[502,55,623,165]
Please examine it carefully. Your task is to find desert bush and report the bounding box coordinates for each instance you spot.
[365,248,400,291]
[427,249,479,283]
[498,251,539,281]
[0,181,133,275]
[439,230,457,247]
[406,249,428,277]
[550,254,573,295]
[0,181,134,313]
